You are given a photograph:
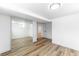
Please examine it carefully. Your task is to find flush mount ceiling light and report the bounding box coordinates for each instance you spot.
[49,3,61,10]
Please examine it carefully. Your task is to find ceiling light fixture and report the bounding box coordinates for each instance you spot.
[49,3,61,10]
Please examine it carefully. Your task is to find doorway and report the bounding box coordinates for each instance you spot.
[11,17,33,50]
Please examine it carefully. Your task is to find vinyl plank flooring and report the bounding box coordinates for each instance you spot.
[1,37,79,56]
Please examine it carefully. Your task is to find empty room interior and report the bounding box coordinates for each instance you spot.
[1,1,79,56]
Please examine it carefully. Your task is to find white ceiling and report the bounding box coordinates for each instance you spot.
[0,3,79,22]
[17,3,79,20]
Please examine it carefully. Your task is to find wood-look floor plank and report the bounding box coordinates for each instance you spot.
[26,41,51,56]
[1,37,79,56]
[6,38,48,56]
[43,44,59,56]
